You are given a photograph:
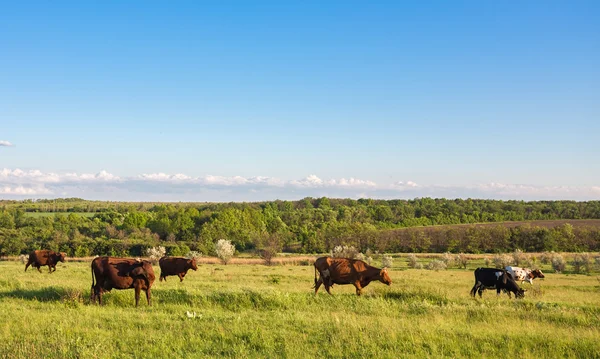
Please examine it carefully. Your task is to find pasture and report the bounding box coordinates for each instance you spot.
[0,259,599,358]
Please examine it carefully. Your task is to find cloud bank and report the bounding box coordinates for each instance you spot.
[0,168,598,201]
[0,141,14,147]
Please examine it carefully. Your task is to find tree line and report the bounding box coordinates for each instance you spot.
[0,198,599,256]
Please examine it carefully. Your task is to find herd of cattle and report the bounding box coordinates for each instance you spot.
[21,249,544,306]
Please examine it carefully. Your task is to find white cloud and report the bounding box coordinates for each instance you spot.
[0,185,52,195]
[0,140,14,147]
[0,168,598,201]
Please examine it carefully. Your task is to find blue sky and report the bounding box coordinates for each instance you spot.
[1,1,599,201]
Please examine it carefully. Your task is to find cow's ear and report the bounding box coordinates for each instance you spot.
[522,289,527,292]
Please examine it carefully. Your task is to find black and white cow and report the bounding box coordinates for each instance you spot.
[470,267,526,299]
[505,266,545,285]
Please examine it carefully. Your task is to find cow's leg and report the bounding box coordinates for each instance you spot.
[354,282,363,296]
[24,260,31,272]
[314,277,323,295]
[98,290,103,305]
[324,280,333,295]
[178,273,184,282]
[160,275,165,282]
[146,289,152,306]
[470,284,478,297]
[36,264,42,273]
[135,286,141,307]
[478,287,484,298]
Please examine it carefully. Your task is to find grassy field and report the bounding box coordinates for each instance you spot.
[0,259,599,359]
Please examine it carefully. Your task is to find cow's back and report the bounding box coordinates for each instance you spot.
[159,257,187,275]
[30,250,51,265]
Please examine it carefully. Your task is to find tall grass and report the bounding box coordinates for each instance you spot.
[0,260,598,358]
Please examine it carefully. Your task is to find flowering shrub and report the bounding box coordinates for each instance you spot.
[331,245,360,259]
[215,239,235,264]
[186,251,202,261]
[145,246,166,264]
[19,254,29,264]
[381,254,393,268]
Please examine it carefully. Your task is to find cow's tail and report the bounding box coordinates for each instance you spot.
[313,265,318,288]
[501,269,508,284]
[90,261,96,301]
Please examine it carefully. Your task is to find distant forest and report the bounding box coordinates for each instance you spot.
[1,198,599,256]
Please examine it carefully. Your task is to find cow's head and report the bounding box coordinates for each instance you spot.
[380,268,392,286]
[515,288,526,298]
[57,252,66,262]
[531,269,545,279]
[188,258,198,271]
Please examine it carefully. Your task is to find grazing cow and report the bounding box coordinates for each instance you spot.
[470,267,526,299]
[91,257,155,307]
[505,266,545,285]
[313,256,392,296]
[24,250,66,273]
[159,256,198,282]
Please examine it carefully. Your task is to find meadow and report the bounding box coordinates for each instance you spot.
[0,258,599,359]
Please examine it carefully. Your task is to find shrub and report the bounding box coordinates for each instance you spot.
[551,254,566,273]
[441,252,455,267]
[257,234,283,266]
[331,245,360,259]
[407,254,418,269]
[455,253,468,269]
[186,251,202,261]
[540,252,552,265]
[19,254,29,264]
[427,260,447,271]
[512,249,527,267]
[493,254,512,269]
[484,257,491,267]
[381,254,393,268]
[571,253,592,274]
[215,239,235,265]
[145,246,166,264]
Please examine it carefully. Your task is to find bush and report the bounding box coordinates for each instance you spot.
[540,252,552,265]
[19,254,29,264]
[381,254,393,268]
[215,239,235,265]
[484,257,491,267]
[145,246,166,264]
[512,249,527,267]
[407,254,418,269]
[551,254,566,273]
[257,234,283,266]
[186,251,202,261]
[571,253,592,274]
[427,260,447,271]
[441,252,455,267]
[331,245,360,259]
[455,253,468,269]
[493,254,512,269]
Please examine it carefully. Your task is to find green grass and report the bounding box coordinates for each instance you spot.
[0,260,599,358]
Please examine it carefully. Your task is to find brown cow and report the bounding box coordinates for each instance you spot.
[159,256,198,282]
[90,257,155,307]
[25,250,66,273]
[313,256,392,296]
